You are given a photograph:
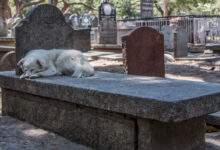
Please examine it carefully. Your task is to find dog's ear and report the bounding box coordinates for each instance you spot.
[17,58,24,68]
[36,59,43,68]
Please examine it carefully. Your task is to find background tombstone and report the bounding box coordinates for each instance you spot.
[91,16,98,28]
[122,27,165,77]
[174,27,188,58]
[161,26,174,50]
[15,4,91,74]
[140,0,153,19]
[0,17,7,37]
[98,0,117,44]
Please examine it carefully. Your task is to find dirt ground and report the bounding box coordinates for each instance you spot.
[91,59,220,83]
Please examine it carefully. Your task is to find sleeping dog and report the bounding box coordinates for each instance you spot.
[17,49,95,79]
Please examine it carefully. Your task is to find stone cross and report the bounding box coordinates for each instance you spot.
[122,27,165,77]
[15,4,91,74]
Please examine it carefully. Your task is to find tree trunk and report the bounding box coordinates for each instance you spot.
[14,0,23,16]
[163,0,169,17]
[0,0,11,19]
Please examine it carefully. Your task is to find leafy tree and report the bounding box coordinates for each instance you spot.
[0,0,12,19]
[113,0,139,19]
[154,0,218,16]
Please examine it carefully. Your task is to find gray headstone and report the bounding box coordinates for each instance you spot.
[0,17,7,37]
[174,27,188,58]
[141,0,153,18]
[161,26,174,50]
[98,1,117,44]
[15,4,91,74]
[91,17,98,28]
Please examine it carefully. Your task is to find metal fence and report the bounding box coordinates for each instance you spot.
[91,15,220,49]
[118,15,220,45]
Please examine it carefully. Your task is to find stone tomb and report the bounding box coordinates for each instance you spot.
[2,4,220,150]
[15,4,91,74]
[1,71,220,150]
[122,27,165,77]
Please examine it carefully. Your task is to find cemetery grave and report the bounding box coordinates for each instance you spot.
[0,1,220,150]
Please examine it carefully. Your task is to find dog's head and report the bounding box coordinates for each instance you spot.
[17,57,44,78]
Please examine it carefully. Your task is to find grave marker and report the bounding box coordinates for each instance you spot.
[122,27,165,77]
[174,27,188,58]
[98,0,117,44]
[15,4,91,74]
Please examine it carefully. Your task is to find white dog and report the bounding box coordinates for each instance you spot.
[17,49,95,79]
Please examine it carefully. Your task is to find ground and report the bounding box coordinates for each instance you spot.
[91,58,220,83]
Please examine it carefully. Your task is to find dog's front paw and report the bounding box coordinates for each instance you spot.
[20,74,29,79]
[29,74,40,79]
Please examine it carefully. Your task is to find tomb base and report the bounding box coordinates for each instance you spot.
[2,89,206,150]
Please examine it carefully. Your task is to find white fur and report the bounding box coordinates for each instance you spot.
[18,49,95,79]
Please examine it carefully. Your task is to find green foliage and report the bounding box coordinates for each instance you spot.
[7,0,220,19]
[113,0,139,19]
[154,0,219,16]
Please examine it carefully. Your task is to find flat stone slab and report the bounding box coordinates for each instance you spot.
[0,37,15,41]
[206,44,220,52]
[1,71,220,122]
[0,46,15,52]
[85,50,123,61]
[207,112,220,127]
[0,116,91,150]
[92,44,122,50]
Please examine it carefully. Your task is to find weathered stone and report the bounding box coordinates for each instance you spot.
[15,4,91,74]
[122,27,165,77]
[206,111,220,127]
[206,132,220,150]
[98,1,117,44]
[161,26,174,50]
[174,27,188,58]
[0,51,16,71]
[0,37,15,46]
[1,71,220,122]
[140,0,153,18]
[138,118,205,150]
[2,89,135,150]
[91,17,98,27]
[0,17,7,37]
[1,71,220,149]
[206,44,220,53]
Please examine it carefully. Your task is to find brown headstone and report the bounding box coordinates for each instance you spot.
[15,4,91,74]
[122,27,165,77]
